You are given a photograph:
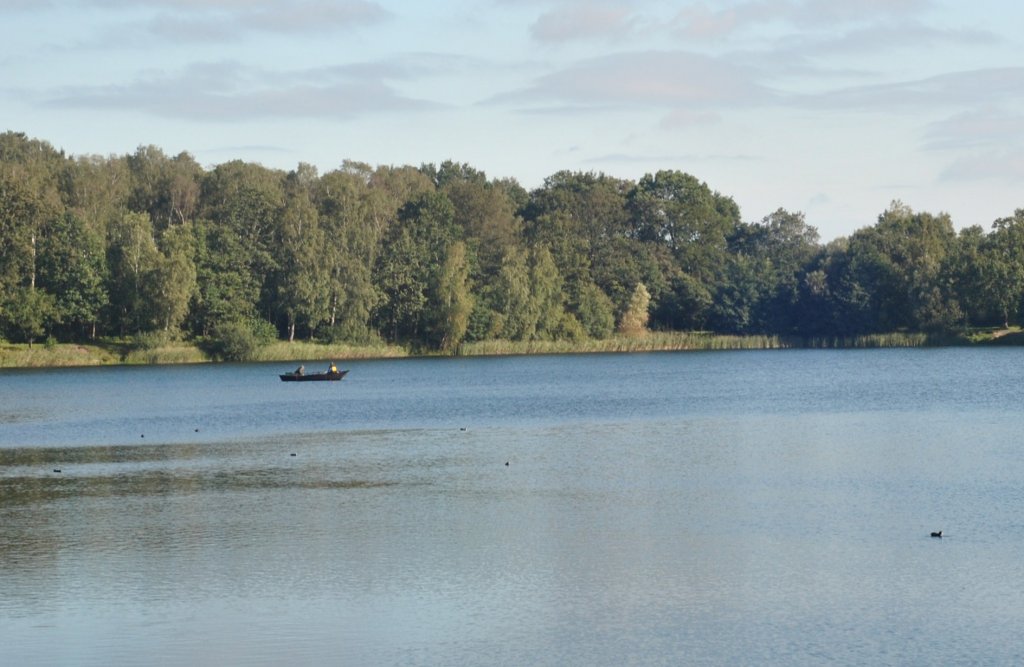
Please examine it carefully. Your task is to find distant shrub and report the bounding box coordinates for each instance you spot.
[132,330,172,351]
[617,283,651,337]
[207,318,276,361]
[553,312,587,342]
[319,321,383,346]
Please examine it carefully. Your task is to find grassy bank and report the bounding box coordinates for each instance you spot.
[458,331,942,356]
[0,342,123,368]
[0,339,409,369]
[1,328,1020,369]
[460,332,791,356]
[252,341,407,362]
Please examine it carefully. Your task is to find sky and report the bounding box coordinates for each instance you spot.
[2,0,1023,240]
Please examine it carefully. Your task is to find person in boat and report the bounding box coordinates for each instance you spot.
[295,365,304,376]
[328,362,338,374]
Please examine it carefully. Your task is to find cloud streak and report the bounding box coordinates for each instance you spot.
[39,60,440,121]
[804,67,1024,111]
[529,4,639,43]
[39,0,392,45]
[494,50,778,111]
[670,0,936,39]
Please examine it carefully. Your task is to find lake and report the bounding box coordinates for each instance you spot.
[2,348,1024,665]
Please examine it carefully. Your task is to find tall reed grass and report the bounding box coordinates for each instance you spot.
[459,332,789,356]
[798,333,931,348]
[121,344,209,365]
[459,331,936,356]
[0,343,122,368]
[0,329,1005,370]
[253,340,407,362]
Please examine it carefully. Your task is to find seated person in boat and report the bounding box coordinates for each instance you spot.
[295,365,304,375]
[328,362,338,373]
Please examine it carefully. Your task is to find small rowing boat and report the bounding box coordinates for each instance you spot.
[279,369,348,382]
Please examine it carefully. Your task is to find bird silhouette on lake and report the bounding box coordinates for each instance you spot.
[930,530,942,538]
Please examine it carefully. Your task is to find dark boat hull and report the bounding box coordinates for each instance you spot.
[279,370,348,382]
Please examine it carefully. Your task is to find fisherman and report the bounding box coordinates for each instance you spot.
[295,365,304,376]
[329,361,338,373]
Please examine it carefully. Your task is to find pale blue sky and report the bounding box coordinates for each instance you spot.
[3,0,1023,239]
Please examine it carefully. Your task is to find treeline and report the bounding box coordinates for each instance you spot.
[1,131,1023,356]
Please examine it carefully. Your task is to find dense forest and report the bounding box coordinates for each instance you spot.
[1,131,1022,356]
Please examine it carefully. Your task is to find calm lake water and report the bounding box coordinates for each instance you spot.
[3,349,1024,665]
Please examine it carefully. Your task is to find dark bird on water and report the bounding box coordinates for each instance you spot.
[931,530,942,538]
[53,469,61,473]
[505,461,509,466]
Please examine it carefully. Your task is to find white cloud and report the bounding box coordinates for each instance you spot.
[938,150,1024,184]
[805,67,1024,111]
[924,109,1024,151]
[659,108,721,129]
[530,4,638,43]
[670,0,936,39]
[53,0,392,44]
[40,60,440,120]
[495,50,776,110]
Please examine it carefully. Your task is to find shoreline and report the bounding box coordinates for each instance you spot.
[3,329,1021,370]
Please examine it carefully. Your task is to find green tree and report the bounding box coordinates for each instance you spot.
[575,281,615,339]
[106,211,160,335]
[530,245,566,340]
[524,171,633,313]
[373,191,457,345]
[151,223,197,333]
[709,254,771,333]
[60,155,131,239]
[725,209,821,333]
[193,161,285,334]
[434,240,473,352]
[275,165,328,341]
[981,211,1024,327]
[495,246,537,340]
[0,135,64,295]
[126,146,202,231]
[315,163,383,342]
[37,212,108,339]
[2,286,58,346]
[627,170,738,282]
[617,282,651,336]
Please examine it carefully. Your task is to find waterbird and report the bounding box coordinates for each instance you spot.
[290,453,297,457]
[53,469,61,473]
[931,530,942,538]
[505,461,509,466]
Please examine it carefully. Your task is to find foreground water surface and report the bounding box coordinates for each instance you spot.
[2,349,1024,665]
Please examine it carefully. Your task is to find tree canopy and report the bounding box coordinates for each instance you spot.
[1,131,1022,350]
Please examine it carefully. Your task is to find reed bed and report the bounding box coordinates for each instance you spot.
[460,332,791,357]
[2,329,1014,370]
[798,333,931,348]
[121,344,209,365]
[252,341,407,362]
[0,343,122,368]
[458,331,944,356]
